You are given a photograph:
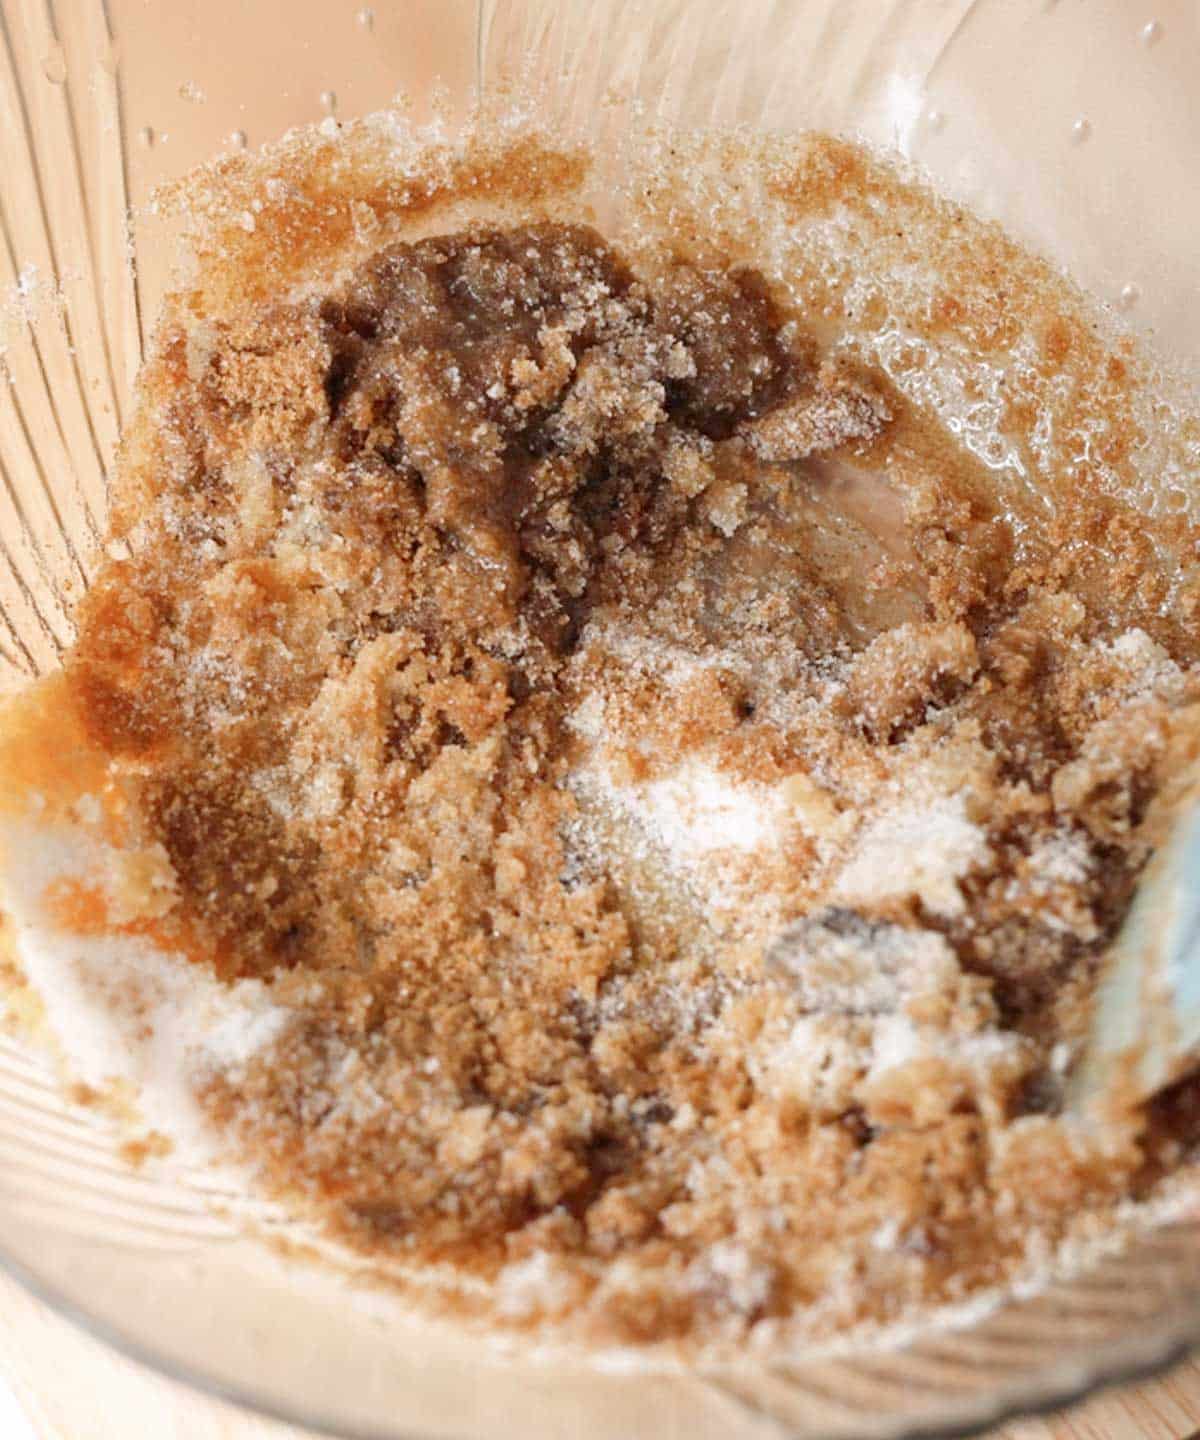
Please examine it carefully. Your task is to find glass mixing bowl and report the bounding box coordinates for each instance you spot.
[0,1,1197,1435]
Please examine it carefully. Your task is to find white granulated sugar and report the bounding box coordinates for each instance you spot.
[866,1014,1026,1085]
[759,1013,872,1113]
[872,1217,903,1251]
[641,759,784,858]
[496,1252,581,1319]
[1026,829,1093,887]
[761,991,1025,1116]
[766,915,958,1015]
[1012,829,1101,939]
[834,790,991,918]
[301,759,347,821]
[569,746,787,922]
[760,910,1026,1116]
[202,995,292,1070]
[565,687,606,744]
[72,793,103,826]
[866,1012,926,1076]
[248,764,298,821]
[692,1240,773,1315]
[566,623,792,912]
[0,814,290,1163]
[1103,628,1184,699]
[582,622,737,696]
[948,1026,1029,1073]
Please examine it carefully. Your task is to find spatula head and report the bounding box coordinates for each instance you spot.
[1070,806,1200,1113]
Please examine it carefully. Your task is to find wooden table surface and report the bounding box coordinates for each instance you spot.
[0,1268,1197,1440]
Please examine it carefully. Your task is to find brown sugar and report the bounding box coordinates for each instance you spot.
[4,120,1200,1353]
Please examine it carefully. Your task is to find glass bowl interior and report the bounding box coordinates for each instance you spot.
[0,2,1197,1437]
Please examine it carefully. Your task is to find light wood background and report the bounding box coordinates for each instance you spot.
[0,1268,1197,1440]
